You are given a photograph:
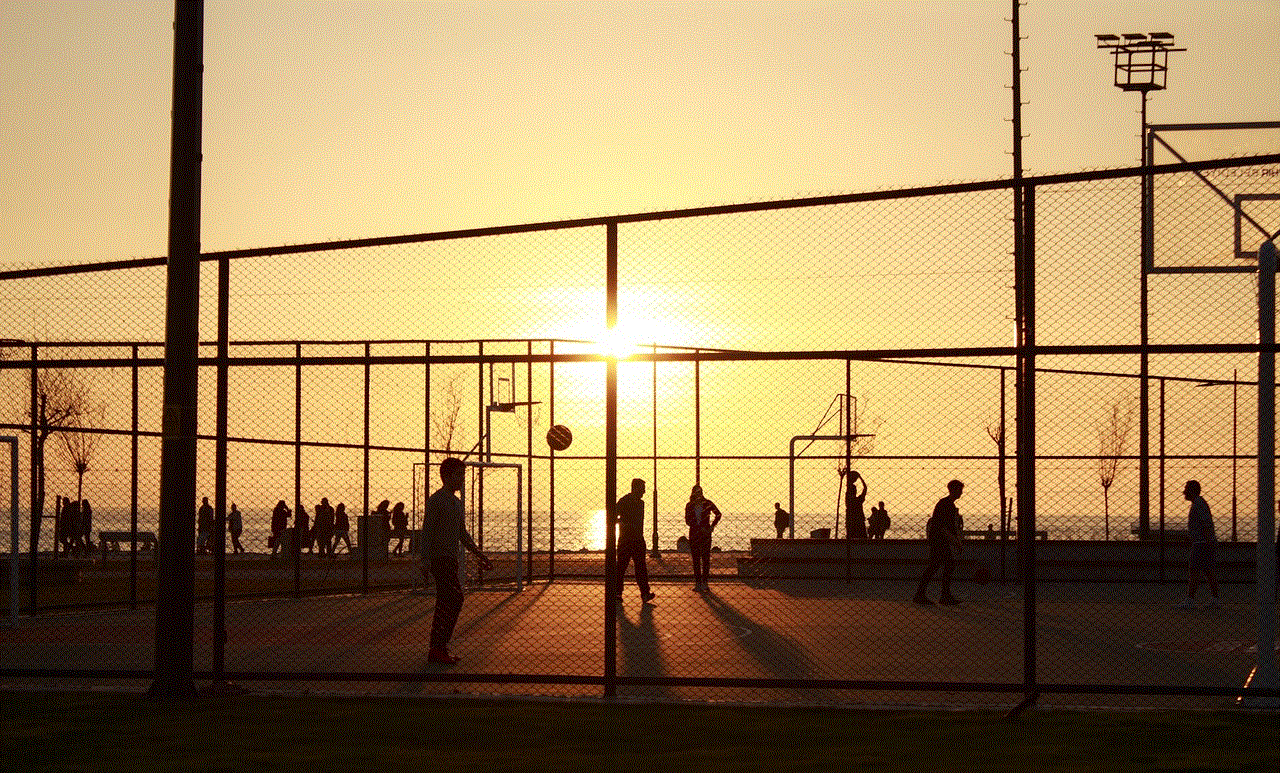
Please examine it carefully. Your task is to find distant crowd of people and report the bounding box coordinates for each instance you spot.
[54,495,94,557]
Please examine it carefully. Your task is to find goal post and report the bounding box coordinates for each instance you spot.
[414,459,524,591]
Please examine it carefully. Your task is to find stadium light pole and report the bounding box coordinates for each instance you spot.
[1094,32,1184,541]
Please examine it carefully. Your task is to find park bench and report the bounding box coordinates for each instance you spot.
[98,530,158,552]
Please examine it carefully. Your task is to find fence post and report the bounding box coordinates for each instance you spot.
[604,221,618,698]
[130,346,139,609]
[4,436,17,627]
[1016,185,1038,707]
[1246,239,1277,706]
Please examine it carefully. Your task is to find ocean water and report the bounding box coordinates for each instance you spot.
[7,505,1213,555]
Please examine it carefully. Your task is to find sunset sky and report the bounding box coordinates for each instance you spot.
[2,0,1276,268]
[1,1,1276,542]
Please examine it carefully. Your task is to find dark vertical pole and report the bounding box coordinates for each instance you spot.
[151,0,202,702]
[212,253,228,681]
[27,346,37,614]
[477,343,485,584]
[1017,185,1037,704]
[998,366,1008,582]
[604,222,618,698]
[844,360,852,582]
[548,342,556,579]
[526,341,534,585]
[130,346,139,609]
[293,343,302,597]
[694,351,701,486]
[362,342,370,594]
[1158,378,1166,580]
[430,340,435,534]
[651,343,659,558]
[1232,368,1238,542]
[1251,239,1277,697]
[1138,96,1152,539]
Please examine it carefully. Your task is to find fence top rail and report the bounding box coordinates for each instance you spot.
[3,153,1276,283]
[0,342,1267,372]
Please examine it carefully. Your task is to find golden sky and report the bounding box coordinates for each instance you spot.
[2,0,1276,268]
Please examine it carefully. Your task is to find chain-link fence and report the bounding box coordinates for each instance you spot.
[2,153,1277,708]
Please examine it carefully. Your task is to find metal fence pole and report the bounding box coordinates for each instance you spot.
[151,0,202,701]
[604,221,618,698]
[212,252,229,682]
[1247,239,1278,705]
[4,436,17,627]
[1016,185,1038,706]
[130,346,139,609]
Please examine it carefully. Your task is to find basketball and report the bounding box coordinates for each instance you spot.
[974,566,991,585]
[546,424,573,451]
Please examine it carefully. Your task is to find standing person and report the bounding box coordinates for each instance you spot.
[613,478,656,603]
[228,503,244,554]
[422,457,491,665]
[55,496,72,556]
[270,500,290,557]
[313,498,335,557]
[913,479,964,605]
[332,503,351,554]
[684,484,722,592]
[1178,480,1220,609]
[390,502,410,555]
[845,470,868,540]
[64,498,82,556]
[295,502,311,554]
[869,501,890,539]
[773,502,791,539]
[197,497,214,555]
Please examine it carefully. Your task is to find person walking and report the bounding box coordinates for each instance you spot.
[422,457,491,665]
[913,479,964,605]
[332,503,351,554]
[613,478,656,603]
[391,501,410,555]
[685,484,722,592]
[774,502,791,539]
[1178,480,1220,609]
[228,503,244,554]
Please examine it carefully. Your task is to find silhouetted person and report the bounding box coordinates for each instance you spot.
[332,503,351,554]
[613,478,655,603]
[313,497,335,557]
[914,479,964,605]
[228,503,244,554]
[869,501,890,539]
[63,497,82,557]
[270,500,290,556]
[295,503,311,554]
[80,499,93,553]
[774,502,791,539]
[685,484,722,592]
[845,470,867,540]
[1178,480,1220,609]
[391,501,410,555]
[55,496,72,556]
[197,497,214,555]
[422,457,491,665]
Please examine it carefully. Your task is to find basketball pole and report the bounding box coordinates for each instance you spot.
[1244,239,1277,706]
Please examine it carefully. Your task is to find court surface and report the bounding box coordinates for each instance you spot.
[2,577,1272,709]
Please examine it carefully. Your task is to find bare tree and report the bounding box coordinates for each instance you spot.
[9,365,96,555]
[430,373,466,463]
[56,402,106,507]
[1097,397,1135,540]
[986,417,1009,536]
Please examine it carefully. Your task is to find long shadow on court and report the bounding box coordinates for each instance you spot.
[618,602,678,701]
[700,589,819,681]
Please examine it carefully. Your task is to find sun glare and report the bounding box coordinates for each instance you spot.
[583,509,608,550]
